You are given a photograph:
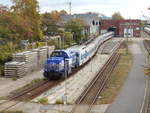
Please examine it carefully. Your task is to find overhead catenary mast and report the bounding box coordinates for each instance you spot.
[48,1,72,15]
[65,0,72,15]
[69,1,72,15]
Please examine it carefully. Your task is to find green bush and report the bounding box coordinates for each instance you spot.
[0,44,15,76]
[12,77,18,81]
[38,97,49,104]
[37,42,46,47]
[55,98,64,104]
[47,40,56,46]
[0,65,4,76]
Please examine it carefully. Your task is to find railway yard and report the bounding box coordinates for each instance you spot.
[0,31,150,113]
[1,0,150,112]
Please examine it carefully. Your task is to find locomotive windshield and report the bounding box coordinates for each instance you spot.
[51,51,69,58]
[51,51,62,57]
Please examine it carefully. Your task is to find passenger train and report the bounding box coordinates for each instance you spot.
[44,32,114,80]
[144,27,150,35]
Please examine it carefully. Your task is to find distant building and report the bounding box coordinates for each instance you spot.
[147,20,150,25]
[101,19,141,37]
[58,13,101,37]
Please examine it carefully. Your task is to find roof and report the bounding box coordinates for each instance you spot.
[59,13,101,27]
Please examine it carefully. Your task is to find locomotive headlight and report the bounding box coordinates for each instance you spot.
[59,61,64,70]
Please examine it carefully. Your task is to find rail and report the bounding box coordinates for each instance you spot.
[71,41,123,113]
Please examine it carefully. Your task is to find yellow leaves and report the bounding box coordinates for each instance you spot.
[112,12,124,20]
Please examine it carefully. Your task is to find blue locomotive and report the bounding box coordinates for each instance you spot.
[44,32,114,80]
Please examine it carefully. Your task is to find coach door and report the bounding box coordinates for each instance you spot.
[124,28,133,37]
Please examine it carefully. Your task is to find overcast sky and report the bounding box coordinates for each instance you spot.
[0,0,150,19]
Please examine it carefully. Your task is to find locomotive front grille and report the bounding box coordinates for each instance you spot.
[49,63,58,71]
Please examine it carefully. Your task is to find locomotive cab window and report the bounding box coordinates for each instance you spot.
[51,51,69,58]
[51,52,62,57]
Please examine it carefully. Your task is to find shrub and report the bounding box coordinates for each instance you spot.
[38,97,49,104]
[55,98,64,104]
[0,65,4,76]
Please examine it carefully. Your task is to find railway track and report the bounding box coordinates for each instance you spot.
[143,40,150,113]
[0,80,61,111]
[0,46,102,111]
[71,41,123,113]
[0,38,119,112]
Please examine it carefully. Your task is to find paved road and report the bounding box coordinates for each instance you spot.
[106,38,147,113]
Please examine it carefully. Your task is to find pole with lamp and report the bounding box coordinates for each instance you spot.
[64,58,69,104]
[125,22,129,55]
[63,32,68,105]
[126,19,132,55]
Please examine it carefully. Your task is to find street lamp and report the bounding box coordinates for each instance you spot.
[125,22,129,55]
[64,59,69,104]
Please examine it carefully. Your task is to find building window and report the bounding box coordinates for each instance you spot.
[136,27,140,30]
[96,22,98,25]
[92,20,95,25]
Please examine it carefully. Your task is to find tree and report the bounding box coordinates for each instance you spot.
[63,32,73,47]
[65,19,83,44]
[112,12,124,20]
[41,11,61,36]
[0,6,33,42]
[11,0,43,41]
[59,10,68,15]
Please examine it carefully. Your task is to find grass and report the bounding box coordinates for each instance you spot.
[9,78,45,97]
[55,98,64,104]
[96,48,133,104]
[127,39,133,45]
[12,77,19,81]
[20,78,45,89]
[0,110,25,113]
[37,97,49,104]
[58,111,69,113]
[0,96,7,100]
